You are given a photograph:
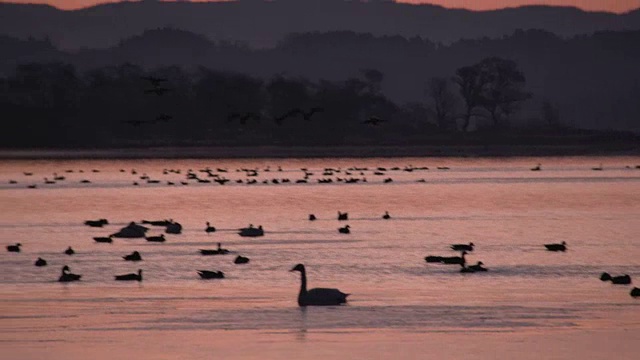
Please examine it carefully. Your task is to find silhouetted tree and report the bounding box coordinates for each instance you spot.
[426,77,456,131]
[454,64,486,132]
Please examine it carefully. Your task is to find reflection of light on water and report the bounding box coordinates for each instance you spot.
[296,307,308,342]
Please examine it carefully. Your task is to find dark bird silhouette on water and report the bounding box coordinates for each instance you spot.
[58,265,81,282]
[338,225,351,234]
[363,116,386,126]
[7,243,21,252]
[600,272,631,285]
[309,214,317,221]
[290,264,349,306]
[35,257,47,267]
[115,269,143,281]
[123,251,142,261]
[85,219,108,227]
[64,246,75,255]
[205,222,216,233]
[382,211,391,219]
[631,287,640,297]
[93,236,113,243]
[197,270,225,279]
[338,211,348,221]
[451,242,474,252]
[544,241,566,252]
[234,255,250,264]
[141,76,168,87]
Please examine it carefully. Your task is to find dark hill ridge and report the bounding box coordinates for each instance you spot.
[0,1,638,49]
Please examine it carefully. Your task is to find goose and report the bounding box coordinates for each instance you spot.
[200,243,229,255]
[382,211,391,219]
[337,211,348,221]
[451,242,474,252]
[197,270,225,279]
[64,246,75,255]
[631,287,640,297]
[309,214,317,221]
[441,251,467,265]
[338,225,350,234]
[544,241,566,252]
[205,222,216,233]
[58,265,81,282]
[600,272,631,285]
[234,255,250,264]
[290,264,349,306]
[6,243,21,252]
[115,269,143,281]
[123,251,142,261]
[35,257,47,267]
[93,236,113,243]
[146,234,165,242]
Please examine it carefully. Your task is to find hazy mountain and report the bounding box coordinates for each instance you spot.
[0,1,638,49]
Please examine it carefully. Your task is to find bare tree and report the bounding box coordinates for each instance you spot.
[426,77,456,131]
[453,65,486,132]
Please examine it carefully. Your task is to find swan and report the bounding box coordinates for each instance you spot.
[338,225,350,234]
[205,222,216,233]
[234,255,250,264]
[64,246,75,255]
[290,264,349,306]
[123,251,142,261]
[115,269,143,281]
[544,241,566,252]
[197,270,225,279]
[146,234,165,242]
[382,211,391,219]
[600,272,631,285]
[6,243,21,252]
[631,287,640,297]
[35,257,47,267]
[451,242,474,251]
[58,265,81,282]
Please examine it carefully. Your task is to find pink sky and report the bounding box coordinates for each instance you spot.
[1,0,639,13]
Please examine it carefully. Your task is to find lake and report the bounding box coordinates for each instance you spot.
[1,156,639,359]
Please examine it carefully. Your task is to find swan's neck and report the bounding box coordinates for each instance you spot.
[299,269,307,295]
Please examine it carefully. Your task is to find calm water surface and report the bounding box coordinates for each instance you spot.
[1,156,639,359]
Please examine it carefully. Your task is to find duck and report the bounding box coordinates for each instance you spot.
[6,243,21,252]
[146,234,165,242]
[238,225,264,237]
[93,236,113,243]
[337,211,348,221]
[200,243,229,255]
[64,246,75,255]
[382,211,391,219]
[58,265,81,282]
[600,272,631,285]
[631,287,640,297]
[197,270,225,279]
[309,214,317,221]
[451,242,474,252]
[115,269,143,281]
[290,264,349,306]
[84,219,108,227]
[468,261,488,272]
[234,255,250,264]
[441,251,467,265]
[34,257,47,267]
[338,225,350,234]
[544,241,566,252]
[205,222,216,233]
[123,251,142,261]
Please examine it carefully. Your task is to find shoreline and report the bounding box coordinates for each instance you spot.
[1,144,640,160]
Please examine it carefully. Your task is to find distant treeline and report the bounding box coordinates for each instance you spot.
[1,27,639,135]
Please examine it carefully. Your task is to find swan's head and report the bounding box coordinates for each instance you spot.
[290,264,305,273]
[16,243,22,247]
[133,251,140,255]
[561,241,567,245]
[477,261,484,265]
[62,265,70,272]
[469,242,474,246]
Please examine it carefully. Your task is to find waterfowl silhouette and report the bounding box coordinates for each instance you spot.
[34,257,47,267]
[290,264,349,306]
[338,225,351,234]
[591,164,603,171]
[165,221,182,234]
[58,265,81,282]
[205,222,216,233]
[309,214,317,221]
[85,219,108,227]
[234,255,250,264]
[337,211,348,221]
[382,211,391,219]
[145,234,165,242]
[238,225,264,237]
[93,236,113,243]
[544,241,567,252]
[123,251,142,261]
[631,287,640,297]
[64,247,75,255]
[142,220,172,226]
[200,243,229,255]
[425,255,443,263]
[6,243,21,252]
[531,163,542,171]
[441,251,467,265]
[600,272,631,285]
[197,270,225,279]
[451,242,474,252]
[111,222,148,238]
[115,269,143,281]
[468,261,488,272]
